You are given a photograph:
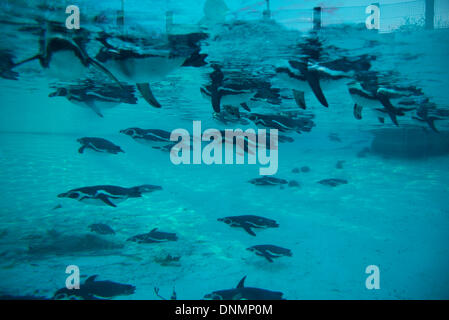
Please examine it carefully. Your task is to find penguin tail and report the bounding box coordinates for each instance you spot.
[136,83,162,108]
[428,117,441,133]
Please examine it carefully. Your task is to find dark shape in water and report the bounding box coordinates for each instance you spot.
[353,103,363,120]
[77,137,124,154]
[217,215,279,236]
[154,254,181,267]
[28,233,123,256]
[318,179,348,187]
[204,276,285,300]
[328,133,342,142]
[53,275,135,300]
[247,244,292,263]
[301,166,311,173]
[127,228,178,244]
[371,128,449,158]
[0,50,19,80]
[249,176,288,186]
[288,180,300,188]
[89,223,115,235]
[357,147,370,158]
[336,160,345,169]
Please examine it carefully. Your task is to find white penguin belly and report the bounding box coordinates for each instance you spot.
[45,50,87,80]
[105,56,184,83]
[221,92,255,106]
[80,197,126,206]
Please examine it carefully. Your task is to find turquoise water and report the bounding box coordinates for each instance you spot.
[0,0,448,300]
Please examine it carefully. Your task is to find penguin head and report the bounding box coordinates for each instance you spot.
[58,191,80,199]
[217,217,232,225]
[49,88,68,97]
[248,114,259,122]
[120,128,137,137]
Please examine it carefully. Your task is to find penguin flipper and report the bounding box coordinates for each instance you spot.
[136,83,162,108]
[78,145,86,154]
[264,254,274,263]
[242,224,256,236]
[88,57,125,90]
[378,94,399,126]
[307,72,329,107]
[240,102,251,112]
[211,92,221,113]
[353,104,363,120]
[97,194,117,207]
[86,100,103,118]
[428,117,440,133]
[378,117,385,124]
[292,89,306,109]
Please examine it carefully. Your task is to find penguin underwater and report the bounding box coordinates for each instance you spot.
[204,276,285,300]
[12,33,124,88]
[53,275,135,300]
[95,32,209,108]
[247,245,293,263]
[77,137,124,154]
[58,184,162,207]
[49,81,137,118]
[218,215,279,236]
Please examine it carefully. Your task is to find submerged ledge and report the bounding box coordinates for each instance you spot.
[370,128,449,158]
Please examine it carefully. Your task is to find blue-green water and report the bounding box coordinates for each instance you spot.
[0,0,448,300]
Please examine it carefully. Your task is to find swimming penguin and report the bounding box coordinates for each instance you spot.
[53,275,135,300]
[204,276,285,300]
[77,137,124,154]
[49,81,137,117]
[217,215,279,236]
[247,245,292,263]
[200,65,256,114]
[317,179,348,187]
[89,223,115,235]
[13,35,124,87]
[412,101,442,133]
[57,184,162,207]
[247,113,315,133]
[248,176,288,186]
[127,228,178,244]
[120,128,173,145]
[276,59,350,109]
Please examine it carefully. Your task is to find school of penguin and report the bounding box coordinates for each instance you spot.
[0,5,448,300]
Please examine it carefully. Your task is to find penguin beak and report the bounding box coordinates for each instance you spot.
[49,92,57,97]
[57,193,67,198]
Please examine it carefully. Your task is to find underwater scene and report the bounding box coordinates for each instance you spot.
[0,0,448,300]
